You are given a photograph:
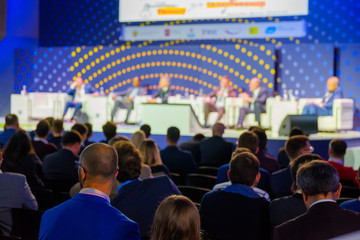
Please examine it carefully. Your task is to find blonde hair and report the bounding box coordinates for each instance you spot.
[151,195,201,240]
[139,139,162,166]
[131,130,146,149]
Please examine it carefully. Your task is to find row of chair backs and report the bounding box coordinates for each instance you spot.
[31,188,70,211]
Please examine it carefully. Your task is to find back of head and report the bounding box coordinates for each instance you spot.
[140,124,151,138]
[139,139,162,166]
[296,160,339,196]
[151,195,201,240]
[329,139,347,158]
[80,143,118,181]
[52,119,64,134]
[290,154,322,181]
[285,135,309,161]
[109,135,130,146]
[62,131,82,147]
[289,127,304,137]
[237,131,259,154]
[212,123,225,136]
[45,117,54,128]
[229,152,260,186]
[231,147,252,158]
[84,123,93,139]
[167,126,180,144]
[71,123,88,137]
[5,114,19,127]
[131,130,146,149]
[112,141,142,182]
[35,120,50,138]
[193,133,205,142]
[102,121,117,141]
[250,127,267,151]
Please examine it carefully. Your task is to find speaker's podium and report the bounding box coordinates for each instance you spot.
[141,103,203,135]
[279,115,318,136]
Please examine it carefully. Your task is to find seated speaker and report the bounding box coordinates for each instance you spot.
[279,115,318,136]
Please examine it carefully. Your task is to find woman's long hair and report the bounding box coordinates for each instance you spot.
[151,195,201,240]
[139,139,163,166]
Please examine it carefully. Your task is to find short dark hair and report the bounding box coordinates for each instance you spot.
[329,139,347,158]
[289,127,304,137]
[193,133,205,142]
[297,160,339,196]
[285,135,309,160]
[113,141,142,182]
[229,152,259,186]
[237,131,259,154]
[167,126,180,143]
[52,119,64,134]
[62,131,82,147]
[5,114,18,126]
[35,120,50,138]
[290,154,322,181]
[102,121,117,141]
[109,136,130,146]
[45,117,54,128]
[250,127,267,150]
[71,123,88,136]
[231,147,252,158]
[140,124,151,138]
[84,123,93,138]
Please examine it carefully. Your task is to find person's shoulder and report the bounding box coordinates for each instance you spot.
[272,167,288,176]
[340,199,360,208]
[0,172,26,183]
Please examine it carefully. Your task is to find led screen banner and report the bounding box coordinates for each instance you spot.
[119,0,309,22]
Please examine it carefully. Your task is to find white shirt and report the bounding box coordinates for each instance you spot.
[79,188,110,202]
[309,199,335,209]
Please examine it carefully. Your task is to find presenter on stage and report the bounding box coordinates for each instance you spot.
[236,77,269,129]
[148,75,173,104]
[62,77,98,121]
[302,76,343,116]
[111,76,147,123]
[203,76,237,127]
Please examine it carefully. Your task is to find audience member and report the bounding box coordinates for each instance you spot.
[111,141,180,239]
[199,123,233,167]
[179,133,205,164]
[0,114,19,148]
[131,130,146,149]
[340,169,360,213]
[203,75,237,126]
[151,195,201,240]
[328,139,359,187]
[140,124,151,138]
[39,143,140,240]
[270,154,322,229]
[47,119,63,150]
[102,121,117,143]
[160,127,197,175]
[108,135,130,146]
[271,135,312,198]
[277,127,305,169]
[250,126,279,173]
[71,123,88,152]
[32,120,57,161]
[84,122,95,147]
[1,129,44,189]
[43,131,82,192]
[0,151,38,236]
[200,152,270,240]
[274,161,360,240]
[140,139,170,177]
[45,117,55,139]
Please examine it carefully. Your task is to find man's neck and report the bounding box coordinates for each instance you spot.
[167,142,177,147]
[53,133,62,137]
[304,192,336,209]
[63,146,77,155]
[82,181,112,197]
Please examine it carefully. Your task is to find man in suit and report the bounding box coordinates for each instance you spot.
[274,161,360,240]
[302,76,343,116]
[32,120,57,161]
[200,123,234,167]
[0,151,38,236]
[149,75,173,103]
[237,77,269,129]
[200,152,270,240]
[39,143,140,240]
[0,114,19,148]
[111,76,147,123]
[271,135,313,198]
[84,122,95,147]
[62,76,98,121]
[203,75,237,126]
[71,123,88,153]
[43,131,82,192]
[111,141,180,239]
[160,126,197,175]
[47,119,63,150]
[270,154,322,229]
[101,121,117,144]
[327,139,359,187]
[179,133,205,164]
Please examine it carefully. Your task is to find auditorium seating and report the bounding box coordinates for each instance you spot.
[186,173,217,189]
[197,166,219,176]
[11,208,44,240]
[177,186,210,204]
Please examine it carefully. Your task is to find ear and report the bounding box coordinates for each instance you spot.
[255,147,259,154]
[254,172,261,185]
[328,148,332,156]
[300,189,308,202]
[227,170,231,181]
[335,183,342,200]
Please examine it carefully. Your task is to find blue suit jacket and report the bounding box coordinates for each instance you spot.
[0,128,16,148]
[160,146,197,175]
[271,166,293,199]
[39,193,140,240]
[66,84,96,100]
[322,87,343,114]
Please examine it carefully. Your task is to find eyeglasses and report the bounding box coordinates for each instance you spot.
[75,160,87,174]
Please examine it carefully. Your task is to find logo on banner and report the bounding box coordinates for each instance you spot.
[164,29,171,37]
[265,27,276,34]
[202,29,217,35]
[249,27,258,35]
[132,31,138,37]
[224,29,241,35]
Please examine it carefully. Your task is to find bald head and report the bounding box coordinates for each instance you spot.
[327,76,339,92]
[80,143,118,180]
[249,78,261,92]
[212,122,225,136]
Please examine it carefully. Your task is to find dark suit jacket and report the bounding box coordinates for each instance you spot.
[256,150,279,174]
[322,87,343,114]
[32,140,57,161]
[47,136,62,150]
[274,202,360,240]
[250,87,269,112]
[270,193,306,229]
[160,146,197,175]
[111,176,181,239]
[152,88,174,103]
[277,148,289,169]
[271,166,293,199]
[179,140,202,164]
[200,189,270,240]
[200,136,234,167]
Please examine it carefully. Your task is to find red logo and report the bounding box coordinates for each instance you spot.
[165,29,171,36]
